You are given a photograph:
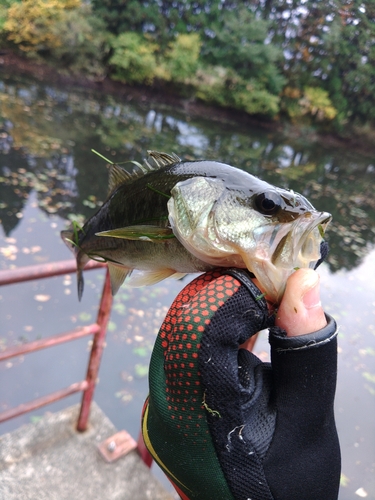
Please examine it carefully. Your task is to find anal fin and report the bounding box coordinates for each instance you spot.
[170,272,187,281]
[107,263,132,295]
[126,269,177,287]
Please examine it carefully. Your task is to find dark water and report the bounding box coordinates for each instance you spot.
[0,72,374,499]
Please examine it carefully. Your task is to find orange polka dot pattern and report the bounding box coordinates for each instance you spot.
[144,269,245,500]
[158,270,241,440]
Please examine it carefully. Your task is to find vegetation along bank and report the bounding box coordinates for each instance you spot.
[1,1,375,141]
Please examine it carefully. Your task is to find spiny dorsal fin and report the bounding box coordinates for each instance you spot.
[107,163,133,194]
[147,151,181,168]
[107,151,181,195]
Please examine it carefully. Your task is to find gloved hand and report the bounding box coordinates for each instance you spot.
[142,267,341,500]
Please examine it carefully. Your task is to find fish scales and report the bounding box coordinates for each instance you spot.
[61,151,331,304]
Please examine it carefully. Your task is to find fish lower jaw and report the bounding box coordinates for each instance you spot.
[248,260,288,304]
[250,253,319,304]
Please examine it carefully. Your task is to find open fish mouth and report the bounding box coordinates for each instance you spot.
[269,211,331,269]
[250,211,332,302]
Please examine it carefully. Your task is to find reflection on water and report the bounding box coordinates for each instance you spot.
[0,73,374,499]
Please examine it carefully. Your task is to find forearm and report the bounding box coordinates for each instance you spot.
[264,315,340,500]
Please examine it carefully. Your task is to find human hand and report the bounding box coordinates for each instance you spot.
[239,268,327,352]
[275,268,327,336]
[142,268,340,500]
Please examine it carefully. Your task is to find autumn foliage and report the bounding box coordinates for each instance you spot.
[2,0,375,128]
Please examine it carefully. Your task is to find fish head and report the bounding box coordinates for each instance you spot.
[168,176,331,304]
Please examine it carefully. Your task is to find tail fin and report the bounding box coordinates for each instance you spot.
[61,230,88,301]
[77,268,84,301]
[76,250,90,301]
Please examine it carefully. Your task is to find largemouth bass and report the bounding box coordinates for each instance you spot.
[61,151,331,304]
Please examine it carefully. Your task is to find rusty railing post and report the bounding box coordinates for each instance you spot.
[76,268,113,431]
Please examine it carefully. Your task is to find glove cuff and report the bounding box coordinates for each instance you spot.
[269,313,337,351]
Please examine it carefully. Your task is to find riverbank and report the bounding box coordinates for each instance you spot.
[1,50,375,156]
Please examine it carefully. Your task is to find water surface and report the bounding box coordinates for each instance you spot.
[0,73,374,499]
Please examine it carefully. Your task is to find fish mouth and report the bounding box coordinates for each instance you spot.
[249,211,331,303]
[270,211,331,270]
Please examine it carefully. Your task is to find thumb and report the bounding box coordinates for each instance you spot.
[275,269,327,337]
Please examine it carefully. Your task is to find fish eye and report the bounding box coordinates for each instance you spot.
[255,192,282,215]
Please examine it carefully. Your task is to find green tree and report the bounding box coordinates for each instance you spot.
[195,66,280,116]
[264,0,375,125]
[109,32,158,84]
[48,5,109,78]
[93,1,284,114]
[299,87,337,121]
[91,0,164,37]
[166,33,201,81]
[203,6,285,94]
[324,1,375,123]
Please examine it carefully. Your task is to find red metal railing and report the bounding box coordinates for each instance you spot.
[0,259,261,470]
[0,259,110,432]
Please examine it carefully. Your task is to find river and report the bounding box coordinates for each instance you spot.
[0,71,374,499]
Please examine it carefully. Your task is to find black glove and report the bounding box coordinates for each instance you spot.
[142,268,340,500]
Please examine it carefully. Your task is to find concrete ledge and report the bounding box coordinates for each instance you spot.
[0,402,175,500]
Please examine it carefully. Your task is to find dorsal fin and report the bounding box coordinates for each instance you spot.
[147,151,181,167]
[107,163,133,194]
[106,151,181,195]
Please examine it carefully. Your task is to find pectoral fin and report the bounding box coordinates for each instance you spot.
[107,263,132,295]
[96,225,175,242]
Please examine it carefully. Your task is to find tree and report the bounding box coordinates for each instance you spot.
[202,6,285,94]
[109,32,158,84]
[5,0,81,51]
[166,33,201,82]
[4,0,108,77]
[264,0,375,125]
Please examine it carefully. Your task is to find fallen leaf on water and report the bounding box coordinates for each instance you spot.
[363,372,375,384]
[340,473,350,487]
[133,346,148,357]
[22,246,42,254]
[129,308,145,318]
[120,371,133,383]
[108,321,117,332]
[134,363,148,378]
[0,245,18,260]
[78,312,92,322]
[115,390,133,403]
[34,294,51,302]
[355,487,368,497]
[30,416,42,424]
